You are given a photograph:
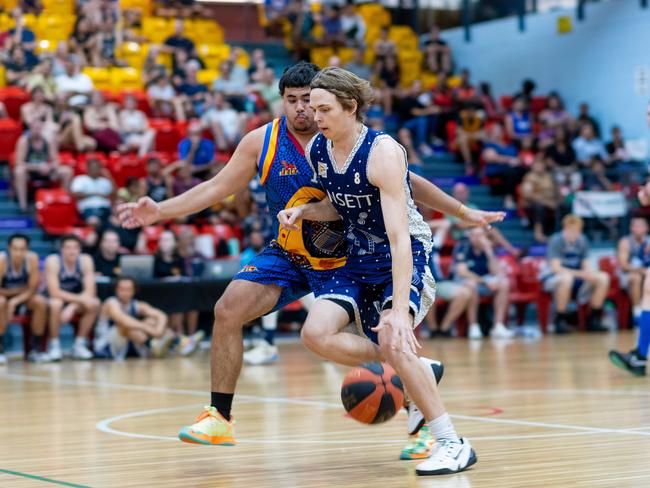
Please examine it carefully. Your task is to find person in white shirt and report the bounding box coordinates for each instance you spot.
[118,94,156,157]
[70,158,114,227]
[340,4,366,48]
[200,92,246,150]
[55,56,93,107]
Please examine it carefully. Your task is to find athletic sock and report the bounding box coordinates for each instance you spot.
[0,334,5,353]
[636,311,650,359]
[261,311,278,346]
[428,413,460,443]
[211,392,234,421]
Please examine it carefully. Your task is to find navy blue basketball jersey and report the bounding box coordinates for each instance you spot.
[58,256,83,294]
[1,252,29,289]
[306,126,432,282]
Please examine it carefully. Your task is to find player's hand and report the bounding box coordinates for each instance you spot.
[638,182,650,206]
[372,309,420,355]
[117,197,161,229]
[461,208,506,228]
[278,206,304,231]
[6,297,19,320]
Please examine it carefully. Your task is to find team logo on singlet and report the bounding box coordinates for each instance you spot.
[279,161,299,176]
[241,265,258,272]
[318,162,328,178]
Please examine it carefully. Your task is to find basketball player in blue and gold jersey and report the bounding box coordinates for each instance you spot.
[118,62,503,450]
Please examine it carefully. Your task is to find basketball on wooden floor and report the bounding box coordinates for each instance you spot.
[341,362,404,424]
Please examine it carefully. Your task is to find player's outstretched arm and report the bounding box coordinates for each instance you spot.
[278,198,341,231]
[117,128,264,228]
[369,138,420,355]
[409,172,506,228]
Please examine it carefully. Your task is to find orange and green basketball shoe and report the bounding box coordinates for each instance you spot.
[178,406,236,446]
[400,425,435,460]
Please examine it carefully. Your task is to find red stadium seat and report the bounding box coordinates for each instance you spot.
[108,154,147,187]
[0,87,30,120]
[35,188,80,235]
[142,225,164,253]
[500,95,513,112]
[530,96,547,114]
[0,118,22,161]
[149,119,181,154]
[170,224,199,236]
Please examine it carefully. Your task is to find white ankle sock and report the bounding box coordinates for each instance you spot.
[634,306,642,319]
[50,338,61,348]
[74,337,86,347]
[428,413,460,443]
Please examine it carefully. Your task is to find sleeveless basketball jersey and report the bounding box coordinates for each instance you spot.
[108,300,139,328]
[257,117,346,270]
[58,256,83,294]
[306,126,432,281]
[624,235,646,266]
[1,252,29,289]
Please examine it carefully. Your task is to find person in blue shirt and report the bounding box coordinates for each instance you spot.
[177,121,217,179]
[452,227,514,339]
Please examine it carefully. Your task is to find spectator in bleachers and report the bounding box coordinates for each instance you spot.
[340,3,365,48]
[143,45,166,85]
[477,82,502,120]
[482,122,526,209]
[448,182,520,257]
[545,126,580,194]
[452,227,514,339]
[21,87,58,143]
[55,56,94,107]
[13,120,73,212]
[118,94,156,158]
[96,276,175,359]
[101,207,142,253]
[376,54,400,115]
[153,230,184,279]
[45,235,100,360]
[254,68,283,117]
[84,91,121,152]
[201,92,245,151]
[504,96,533,143]
[178,60,208,118]
[25,59,58,103]
[213,60,248,111]
[144,156,170,203]
[520,158,558,243]
[4,46,34,87]
[617,217,649,323]
[321,4,343,47]
[606,126,630,164]
[540,92,573,134]
[176,121,218,178]
[344,48,371,80]
[164,18,196,58]
[395,79,437,165]
[170,163,201,199]
[117,176,145,204]
[55,97,97,152]
[70,15,100,66]
[93,229,122,279]
[420,25,452,74]
[453,69,477,105]
[8,8,37,62]
[0,233,48,363]
[97,16,119,67]
[263,0,290,37]
[541,214,610,334]
[572,123,607,166]
[240,229,265,266]
[70,157,114,227]
[583,158,614,191]
[455,102,485,175]
[576,102,600,137]
[248,48,271,83]
[147,73,181,119]
[513,78,536,105]
[51,41,70,77]
[373,26,396,63]
[426,221,479,338]
[431,73,455,142]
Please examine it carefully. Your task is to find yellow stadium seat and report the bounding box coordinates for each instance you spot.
[185,18,224,45]
[23,13,37,29]
[142,17,173,44]
[337,47,356,65]
[421,72,438,90]
[156,52,173,70]
[447,75,462,88]
[82,67,112,90]
[111,67,143,92]
[36,15,74,42]
[118,42,148,70]
[119,0,151,14]
[235,49,250,70]
[42,0,74,15]
[0,0,18,11]
[197,69,219,86]
[0,66,5,88]
[197,43,231,70]
[310,47,334,68]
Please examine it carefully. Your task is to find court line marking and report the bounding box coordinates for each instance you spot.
[3,372,650,443]
[0,468,90,488]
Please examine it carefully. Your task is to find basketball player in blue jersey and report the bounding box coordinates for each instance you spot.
[608,104,650,376]
[117,62,504,450]
[279,67,486,475]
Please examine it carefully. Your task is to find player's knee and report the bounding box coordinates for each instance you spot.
[49,298,64,313]
[597,271,610,286]
[88,297,101,312]
[300,321,321,352]
[31,294,47,310]
[556,273,574,287]
[0,296,6,309]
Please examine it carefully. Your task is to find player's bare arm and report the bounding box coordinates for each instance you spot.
[409,172,506,228]
[118,127,265,228]
[368,138,420,355]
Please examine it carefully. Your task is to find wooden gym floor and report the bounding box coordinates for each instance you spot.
[1,332,649,488]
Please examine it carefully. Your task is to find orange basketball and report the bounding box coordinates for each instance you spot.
[341,362,404,424]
